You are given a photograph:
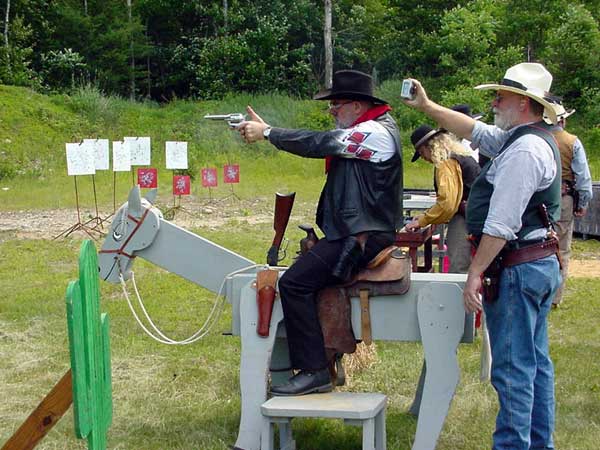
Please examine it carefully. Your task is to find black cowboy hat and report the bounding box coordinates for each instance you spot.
[410,124,445,162]
[313,70,388,104]
[451,103,484,120]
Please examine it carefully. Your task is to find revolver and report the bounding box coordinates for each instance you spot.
[203,113,246,128]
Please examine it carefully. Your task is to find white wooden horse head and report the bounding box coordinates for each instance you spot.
[99,186,162,283]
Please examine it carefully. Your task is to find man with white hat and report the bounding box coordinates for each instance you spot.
[545,103,593,307]
[403,62,562,449]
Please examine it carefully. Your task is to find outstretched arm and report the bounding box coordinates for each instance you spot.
[403,79,477,141]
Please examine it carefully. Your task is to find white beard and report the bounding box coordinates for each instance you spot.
[335,117,352,129]
[493,106,519,130]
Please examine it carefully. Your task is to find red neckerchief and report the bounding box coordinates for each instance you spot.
[325,104,392,173]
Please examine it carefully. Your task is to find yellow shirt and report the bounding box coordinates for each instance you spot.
[417,158,463,227]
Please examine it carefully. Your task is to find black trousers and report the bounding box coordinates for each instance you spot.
[278,231,395,370]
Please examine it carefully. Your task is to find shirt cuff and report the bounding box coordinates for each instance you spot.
[577,194,591,210]
[482,219,517,241]
[418,215,430,227]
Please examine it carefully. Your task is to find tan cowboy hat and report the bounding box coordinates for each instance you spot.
[474,62,558,124]
[543,103,576,124]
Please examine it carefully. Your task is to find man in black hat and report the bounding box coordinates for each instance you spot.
[238,69,403,396]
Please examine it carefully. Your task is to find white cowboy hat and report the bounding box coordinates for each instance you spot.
[474,62,558,124]
[543,103,576,124]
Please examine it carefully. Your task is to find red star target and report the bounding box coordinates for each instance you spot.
[137,168,158,188]
[201,168,218,187]
[223,164,240,184]
[173,175,191,195]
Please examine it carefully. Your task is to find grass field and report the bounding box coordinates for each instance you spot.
[1,84,600,449]
[1,226,599,450]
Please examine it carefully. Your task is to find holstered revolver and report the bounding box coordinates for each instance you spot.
[297,224,319,257]
[482,257,502,303]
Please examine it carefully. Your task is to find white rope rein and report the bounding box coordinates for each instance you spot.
[118,264,263,345]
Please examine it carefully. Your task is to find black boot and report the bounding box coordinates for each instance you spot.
[270,369,333,396]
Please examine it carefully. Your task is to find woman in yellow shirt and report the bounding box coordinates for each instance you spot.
[405,125,480,273]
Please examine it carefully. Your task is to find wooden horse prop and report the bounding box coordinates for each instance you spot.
[98,186,474,450]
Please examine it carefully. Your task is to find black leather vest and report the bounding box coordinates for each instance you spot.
[316,114,403,240]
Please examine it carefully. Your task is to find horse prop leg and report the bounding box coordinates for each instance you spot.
[234,283,283,450]
[412,283,464,450]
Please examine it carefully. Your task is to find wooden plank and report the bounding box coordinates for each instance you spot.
[1,370,73,450]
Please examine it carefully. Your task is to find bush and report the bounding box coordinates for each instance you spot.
[171,16,316,100]
[0,151,18,181]
[40,48,87,91]
[0,16,39,89]
[544,4,600,104]
[67,84,125,127]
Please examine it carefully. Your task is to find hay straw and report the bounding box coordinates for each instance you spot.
[344,341,378,383]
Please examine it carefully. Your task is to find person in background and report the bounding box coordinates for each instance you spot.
[451,103,489,167]
[405,125,480,273]
[545,102,593,307]
[403,62,562,449]
[237,69,402,396]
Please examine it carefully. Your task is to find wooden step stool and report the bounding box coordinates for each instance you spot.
[260,392,387,450]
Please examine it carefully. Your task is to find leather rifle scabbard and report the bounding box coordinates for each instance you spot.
[256,269,279,337]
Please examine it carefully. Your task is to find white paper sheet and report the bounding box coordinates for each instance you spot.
[165,141,188,169]
[113,141,132,172]
[66,142,96,176]
[124,136,151,165]
[84,138,110,170]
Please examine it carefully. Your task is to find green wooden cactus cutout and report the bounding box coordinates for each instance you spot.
[66,240,112,450]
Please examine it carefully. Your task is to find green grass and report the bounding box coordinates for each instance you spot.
[1,232,599,450]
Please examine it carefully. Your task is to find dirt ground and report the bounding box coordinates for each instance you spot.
[0,197,275,240]
[1,201,598,278]
[567,259,600,278]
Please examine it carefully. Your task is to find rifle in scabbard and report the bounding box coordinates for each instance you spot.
[256,192,296,337]
[267,192,296,266]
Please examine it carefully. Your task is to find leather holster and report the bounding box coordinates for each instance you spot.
[331,236,363,282]
[256,269,279,337]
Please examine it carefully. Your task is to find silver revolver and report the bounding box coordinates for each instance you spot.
[203,113,246,128]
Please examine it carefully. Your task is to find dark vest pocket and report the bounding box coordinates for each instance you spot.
[339,208,358,217]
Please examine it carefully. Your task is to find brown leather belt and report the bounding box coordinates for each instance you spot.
[501,238,559,268]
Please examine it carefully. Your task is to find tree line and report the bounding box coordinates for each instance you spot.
[1,0,599,117]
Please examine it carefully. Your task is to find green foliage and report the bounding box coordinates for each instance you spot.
[0,15,39,88]
[543,4,600,104]
[498,0,568,60]
[40,48,87,91]
[66,84,126,128]
[0,0,599,117]
[171,15,315,99]
[0,149,18,180]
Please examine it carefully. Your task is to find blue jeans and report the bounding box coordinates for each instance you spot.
[484,255,560,450]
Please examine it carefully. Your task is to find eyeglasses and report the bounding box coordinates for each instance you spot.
[328,101,354,111]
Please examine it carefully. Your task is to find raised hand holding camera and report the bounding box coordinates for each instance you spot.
[400,79,416,100]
